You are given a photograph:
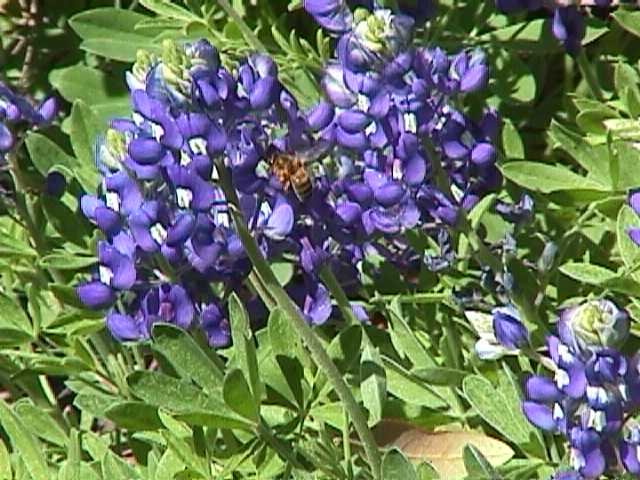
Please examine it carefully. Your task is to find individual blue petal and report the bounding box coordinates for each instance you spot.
[338,110,371,133]
[99,242,136,290]
[460,64,489,93]
[336,127,368,151]
[525,376,562,402]
[265,202,294,240]
[374,182,405,207]
[307,101,335,131]
[45,171,66,198]
[492,305,529,349]
[336,201,362,226]
[522,401,556,431]
[471,142,496,166]
[128,137,165,165]
[0,123,14,152]
[77,281,116,310]
[629,228,640,246]
[202,303,231,348]
[443,140,468,159]
[107,312,144,341]
[166,212,196,247]
[404,154,427,186]
[250,76,279,110]
[37,97,58,123]
[94,207,122,237]
[304,283,332,326]
[621,440,640,475]
[165,284,195,329]
[345,182,374,206]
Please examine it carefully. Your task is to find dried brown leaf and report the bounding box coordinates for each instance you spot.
[374,419,514,479]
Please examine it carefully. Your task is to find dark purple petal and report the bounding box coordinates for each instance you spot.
[37,97,58,123]
[168,285,194,329]
[94,207,122,237]
[630,191,640,216]
[99,243,136,290]
[250,77,278,110]
[374,182,405,207]
[167,212,195,247]
[77,281,115,310]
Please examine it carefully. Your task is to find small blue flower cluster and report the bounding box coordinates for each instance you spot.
[495,0,606,56]
[517,300,640,479]
[77,1,500,346]
[0,82,57,157]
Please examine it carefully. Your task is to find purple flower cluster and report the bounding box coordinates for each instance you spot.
[0,82,57,157]
[77,1,500,346]
[521,300,640,479]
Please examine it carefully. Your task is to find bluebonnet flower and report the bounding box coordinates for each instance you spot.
[492,305,529,349]
[0,82,57,157]
[521,299,640,479]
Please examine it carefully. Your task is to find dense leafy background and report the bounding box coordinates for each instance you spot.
[0,0,640,479]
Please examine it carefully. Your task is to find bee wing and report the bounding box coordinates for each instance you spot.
[299,140,332,165]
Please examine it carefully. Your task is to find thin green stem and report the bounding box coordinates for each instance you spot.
[576,50,604,102]
[319,265,358,325]
[214,0,267,52]
[214,158,381,479]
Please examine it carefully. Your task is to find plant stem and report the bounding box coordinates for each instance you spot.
[215,0,267,52]
[214,159,381,479]
[319,265,358,325]
[230,207,381,479]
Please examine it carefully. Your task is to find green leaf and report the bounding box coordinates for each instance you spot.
[104,402,163,431]
[0,440,10,480]
[0,293,32,337]
[412,367,468,387]
[41,197,89,247]
[617,205,640,271]
[388,298,435,368]
[69,8,155,61]
[382,449,418,480]
[49,66,130,125]
[139,0,199,22]
[613,11,640,38]
[462,375,536,445]
[268,308,301,358]
[101,450,141,480]
[39,254,96,271]
[69,100,101,190]
[547,120,610,182]
[482,19,559,53]
[492,52,536,103]
[222,369,259,423]
[272,261,294,286]
[501,119,524,160]
[500,161,608,193]
[14,400,68,447]
[25,133,77,179]
[128,371,251,429]
[463,444,499,479]
[151,323,224,393]
[228,293,263,402]
[0,398,49,480]
[559,262,616,284]
[360,337,386,426]
[384,358,447,409]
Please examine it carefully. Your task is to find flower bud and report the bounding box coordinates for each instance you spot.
[492,305,529,350]
[559,300,629,355]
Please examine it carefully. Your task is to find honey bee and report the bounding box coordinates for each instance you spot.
[268,142,329,202]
